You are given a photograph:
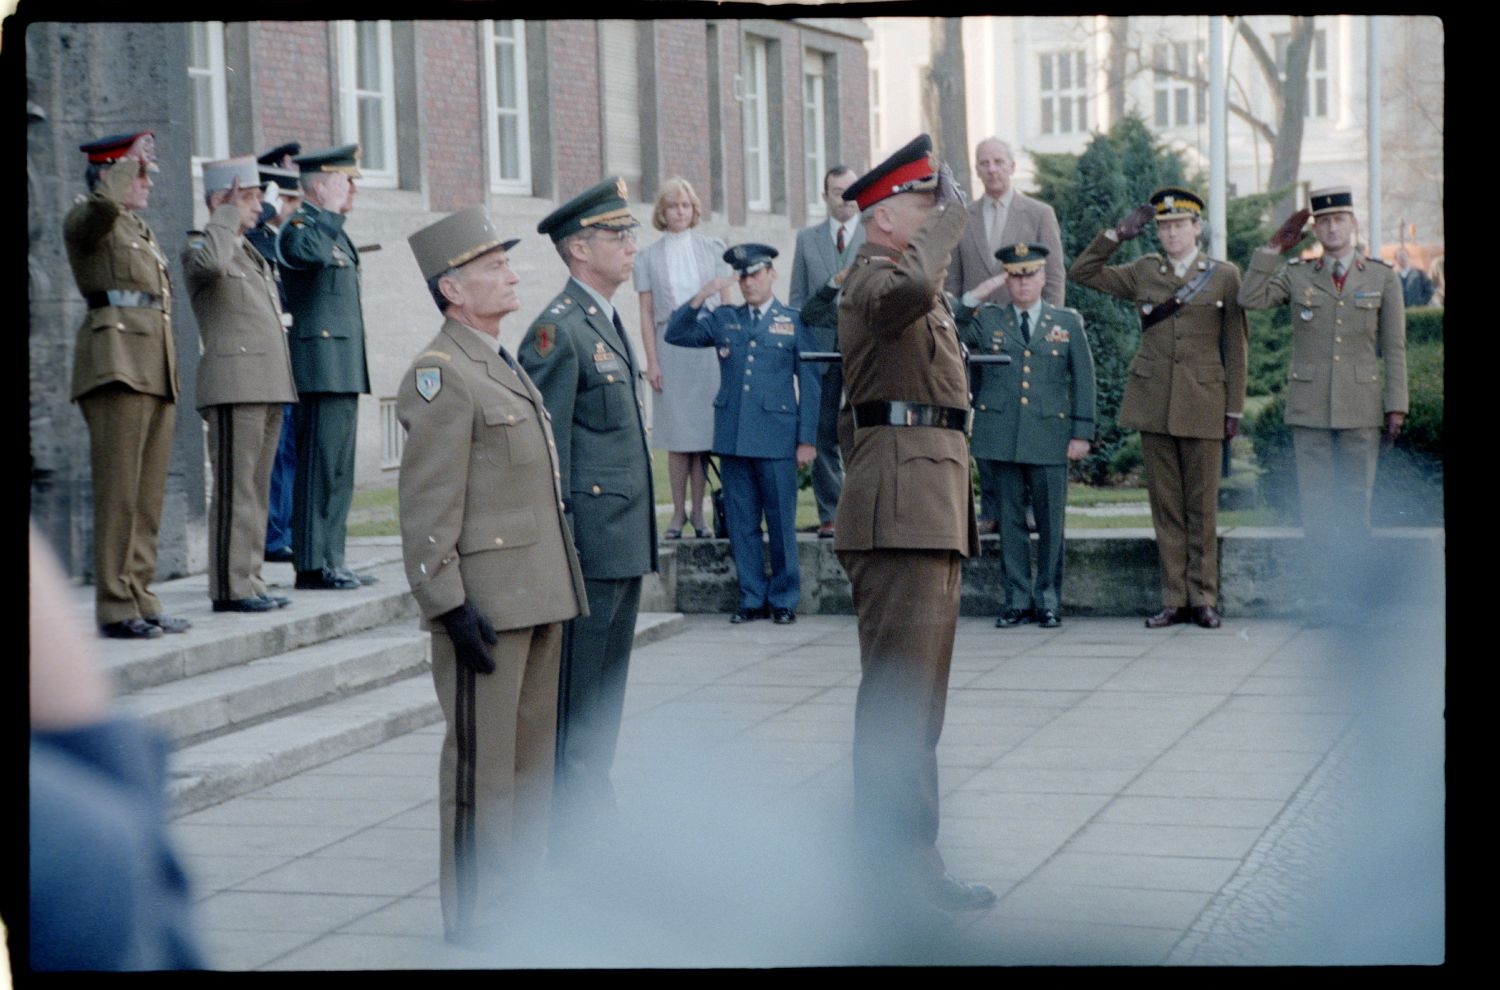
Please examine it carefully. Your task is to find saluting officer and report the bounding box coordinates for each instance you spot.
[399,207,586,944]
[836,134,995,916]
[277,144,372,592]
[517,178,656,854]
[955,242,1095,629]
[1238,187,1407,617]
[665,243,820,624]
[182,156,298,612]
[1070,188,1248,630]
[64,131,191,639]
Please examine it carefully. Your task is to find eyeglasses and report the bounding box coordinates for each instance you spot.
[589,229,637,245]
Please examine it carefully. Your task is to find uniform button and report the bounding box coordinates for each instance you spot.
[1052,349,1059,356]
[750,341,757,347]
[592,484,602,494]
[1335,336,1342,343]
[990,345,999,352]
[507,414,516,423]
[1020,397,1029,406]
[1023,365,1031,373]
[748,355,755,363]
[131,241,139,248]
[743,384,751,391]
[240,346,247,353]
[322,330,330,337]
[428,536,437,543]
[745,369,752,376]
[115,323,125,330]
[978,404,987,411]
[1058,412,1066,419]
[1338,300,1345,306]
[606,374,615,382]
[1023,350,1031,357]
[1335,319,1342,326]
[1333,355,1341,362]
[1021,381,1030,389]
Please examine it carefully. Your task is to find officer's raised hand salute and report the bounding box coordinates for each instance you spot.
[1113,203,1156,241]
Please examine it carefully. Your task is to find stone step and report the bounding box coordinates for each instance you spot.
[114,623,431,746]
[165,611,687,817]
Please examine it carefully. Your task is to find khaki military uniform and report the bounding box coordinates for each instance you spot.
[183,203,298,603]
[397,320,586,941]
[64,162,179,625]
[1239,249,1407,547]
[1070,232,1248,608]
[835,201,977,885]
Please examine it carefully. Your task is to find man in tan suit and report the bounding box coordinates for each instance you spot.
[398,207,586,946]
[1238,187,1407,614]
[945,138,1065,305]
[1070,188,1248,629]
[836,134,994,917]
[64,131,190,639]
[184,156,299,613]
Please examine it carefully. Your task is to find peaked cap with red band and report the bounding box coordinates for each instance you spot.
[843,133,939,211]
[79,131,153,164]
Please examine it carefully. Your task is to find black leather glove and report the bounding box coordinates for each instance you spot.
[1266,208,1311,253]
[1115,204,1156,241]
[437,600,498,675]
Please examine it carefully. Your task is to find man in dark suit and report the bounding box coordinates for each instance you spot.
[64,131,191,639]
[1070,188,1248,629]
[837,134,994,916]
[955,243,1095,629]
[399,206,587,945]
[517,178,657,855]
[277,144,372,592]
[789,166,863,539]
[667,243,820,624]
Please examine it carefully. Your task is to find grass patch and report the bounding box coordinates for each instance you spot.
[348,486,400,538]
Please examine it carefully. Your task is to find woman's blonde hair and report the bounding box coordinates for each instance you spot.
[652,177,703,231]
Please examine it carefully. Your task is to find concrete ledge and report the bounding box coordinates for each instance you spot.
[661,528,1446,618]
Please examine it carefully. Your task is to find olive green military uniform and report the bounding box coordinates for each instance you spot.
[184,201,298,603]
[835,196,977,890]
[65,160,179,626]
[955,298,1095,613]
[277,198,370,577]
[398,316,586,941]
[1239,249,1407,547]
[518,277,657,839]
[1070,233,1247,608]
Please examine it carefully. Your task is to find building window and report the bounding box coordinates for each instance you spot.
[1152,41,1206,129]
[599,20,641,193]
[1039,50,1087,136]
[1275,29,1329,118]
[804,54,830,217]
[380,398,405,469]
[188,22,228,165]
[483,20,531,194]
[742,35,770,211]
[336,20,397,185]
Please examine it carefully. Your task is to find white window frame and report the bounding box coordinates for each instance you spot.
[336,20,398,187]
[803,53,829,218]
[1152,41,1206,130]
[483,20,532,194]
[868,64,882,156]
[742,36,770,212]
[1039,50,1088,137]
[188,22,229,168]
[380,397,405,469]
[1276,29,1330,119]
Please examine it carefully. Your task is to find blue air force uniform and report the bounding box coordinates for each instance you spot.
[666,245,820,615]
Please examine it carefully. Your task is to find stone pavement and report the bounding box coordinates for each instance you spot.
[167,594,1445,967]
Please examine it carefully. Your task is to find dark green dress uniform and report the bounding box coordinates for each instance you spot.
[276,145,370,586]
[955,266,1095,619]
[516,179,656,847]
[64,132,181,634]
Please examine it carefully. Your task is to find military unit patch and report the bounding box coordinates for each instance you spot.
[415,367,442,401]
[534,325,556,357]
[1046,327,1071,343]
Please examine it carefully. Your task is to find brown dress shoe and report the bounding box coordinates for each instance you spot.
[1145,606,1190,629]
[1192,605,1223,628]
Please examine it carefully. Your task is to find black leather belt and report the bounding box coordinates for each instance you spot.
[85,290,164,311]
[853,401,970,432]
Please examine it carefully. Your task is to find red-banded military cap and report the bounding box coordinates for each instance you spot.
[843,133,939,211]
[1308,185,1355,217]
[80,131,156,168]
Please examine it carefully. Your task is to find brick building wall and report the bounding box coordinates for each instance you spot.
[647,20,713,216]
[547,20,603,201]
[420,21,485,213]
[253,22,335,151]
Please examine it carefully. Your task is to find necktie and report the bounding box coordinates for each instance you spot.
[497,343,518,373]
[1332,260,1347,293]
[835,225,845,255]
[611,310,634,372]
[1019,310,1031,345]
[989,200,1005,255]
[750,307,760,324]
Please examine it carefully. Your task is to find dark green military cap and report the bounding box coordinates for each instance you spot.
[536,176,639,242]
[1150,186,1205,220]
[995,241,1050,274]
[409,205,520,280]
[293,144,362,177]
[259,165,300,191]
[258,141,302,167]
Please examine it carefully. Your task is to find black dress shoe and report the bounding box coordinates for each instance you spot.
[143,614,192,634]
[1035,607,1061,628]
[295,568,360,590]
[772,607,796,624]
[1192,604,1223,629]
[930,873,998,911]
[1145,606,1190,629]
[729,605,769,624]
[260,594,292,609]
[264,547,295,563]
[100,617,163,639]
[994,607,1033,628]
[213,597,276,613]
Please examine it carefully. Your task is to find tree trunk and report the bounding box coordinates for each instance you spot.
[1267,17,1314,221]
[925,17,970,192]
[1107,17,1131,127]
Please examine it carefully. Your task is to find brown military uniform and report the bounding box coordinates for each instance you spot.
[1070,231,1248,607]
[397,319,586,941]
[1239,248,1407,544]
[183,203,298,603]
[835,200,977,885]
[65,161,180,625]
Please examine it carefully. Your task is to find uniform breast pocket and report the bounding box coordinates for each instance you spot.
[480,402,542,466]
[575,381,632,431]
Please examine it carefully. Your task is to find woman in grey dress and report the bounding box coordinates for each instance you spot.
[636,177,731,538]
